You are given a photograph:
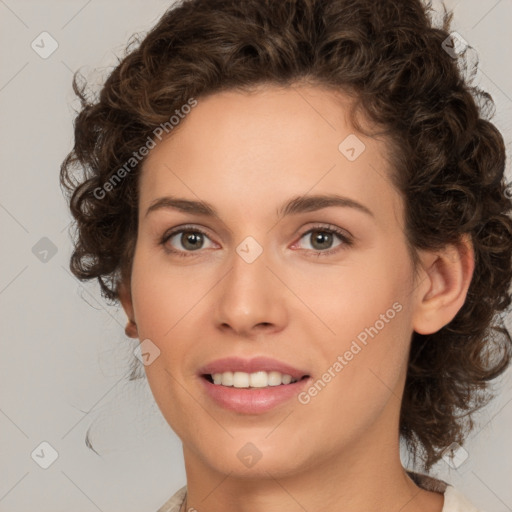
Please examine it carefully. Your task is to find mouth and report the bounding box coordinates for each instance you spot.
[198,357,312,414]
[202,371,310,388]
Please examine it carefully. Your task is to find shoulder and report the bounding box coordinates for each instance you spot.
[442,485,485,512]
[156,485,187,512]
[407,471,485,512]
[157,478,485,512]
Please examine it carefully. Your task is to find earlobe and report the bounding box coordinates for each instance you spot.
[124,319,139,339]
[118,279,139,339]
[412,235,475,335]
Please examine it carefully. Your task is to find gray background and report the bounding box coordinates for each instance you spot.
[0,0,511,511]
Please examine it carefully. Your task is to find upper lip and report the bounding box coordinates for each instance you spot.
[199,357,310,381]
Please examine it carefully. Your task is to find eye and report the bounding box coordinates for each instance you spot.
[160,225,216,256]
[295,225,353,256]
[159,223,353,258]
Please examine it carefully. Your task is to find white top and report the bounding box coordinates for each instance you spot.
[156,473,483,512]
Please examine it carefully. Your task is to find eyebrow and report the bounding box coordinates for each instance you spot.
[145,193,374,219]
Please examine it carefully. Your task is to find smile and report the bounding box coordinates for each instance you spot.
[198,357,311,414]
[206,370,304,388]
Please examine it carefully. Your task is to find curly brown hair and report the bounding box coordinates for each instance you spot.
[60,0,512,470]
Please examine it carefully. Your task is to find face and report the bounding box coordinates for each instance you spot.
[125,85,421,478]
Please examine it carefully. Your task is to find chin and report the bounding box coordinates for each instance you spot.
[194,440,309,479]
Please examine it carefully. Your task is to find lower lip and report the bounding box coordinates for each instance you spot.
[200,376,311,414]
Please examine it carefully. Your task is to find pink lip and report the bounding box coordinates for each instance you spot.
[198,357,311,414]
[200,377,311,414]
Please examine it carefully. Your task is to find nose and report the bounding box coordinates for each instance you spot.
[213,245,288,338]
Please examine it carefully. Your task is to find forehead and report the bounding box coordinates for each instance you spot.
[139,85,402,228]
[145,85,359,169]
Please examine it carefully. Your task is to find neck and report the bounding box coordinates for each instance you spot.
[180,427,443,512]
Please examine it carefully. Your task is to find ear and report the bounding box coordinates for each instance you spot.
[118,278,139,339]
[412,234,475,335]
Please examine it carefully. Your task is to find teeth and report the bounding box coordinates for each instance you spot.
[234,371,249,388]
[210,370,298,388]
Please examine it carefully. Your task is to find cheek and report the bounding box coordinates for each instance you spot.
[297,249,412,346]
[129,254,199,432]
[293,295,411,449]
[132,277,177,338]
[130,247,202,340]
[296,250,413,405]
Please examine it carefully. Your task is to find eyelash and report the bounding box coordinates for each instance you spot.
[159,223,353,258]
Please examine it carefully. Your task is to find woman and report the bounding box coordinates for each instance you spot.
[60,0,512,510]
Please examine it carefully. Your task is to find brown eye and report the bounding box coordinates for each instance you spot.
[179,231,205,251]
[161,226,215,256]
[309,230,335,251]
[294,225,353,256]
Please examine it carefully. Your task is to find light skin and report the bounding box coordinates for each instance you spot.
[119,84,474,512]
